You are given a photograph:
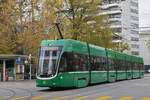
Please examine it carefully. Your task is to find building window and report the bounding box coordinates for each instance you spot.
[131,16,139,21]
[131,37,139,41]
[130,8,138,14]
[109,21,121,26]
[131,30,139,34]
[130,1,138,7]
[131,44,139,49]
[108,0,121,4]
[113,28,122,33]
[109,14,121,18]
[131,23,139,29]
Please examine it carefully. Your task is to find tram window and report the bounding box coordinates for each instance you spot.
[127,61,131,70]
[52,51,57,56]
[138,63,140,70]
[121,60,124,71]
[80,55,88,71]
[59,52,75,72]
[113,59,117,70]
[132,62,135,70]
[91,56,98,71]
[136,62,138,70]
[124,61,127,70]
[133,62,135,70]
[59,56,67,72]
[108,58,115,71]
[115,59,118,70]
[99,57,106,71]
[91,56,95,70]
[74,54,80,71]
[120,60,122,71]
[142,63,144,70]
[129,62,132,70]
[117,60,124,71]
[127,61,129,70]
[120,60,123,70]
[141,63,143,70]
[136,62,139,70]
[117,60,121,71]
[96,57,100,70]
[59,52,89,73]
[126,61,128,70]
[122,60,126,70]
[74,53,89,71]
[97,57,105,71]
[91,56,106,71]
[108,58,111,70]
[131,62,134,70]
[133,62,137,70]
[102,57,107,71]
[45,51,49,56]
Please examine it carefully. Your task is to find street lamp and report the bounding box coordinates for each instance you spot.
[29,54,32,80]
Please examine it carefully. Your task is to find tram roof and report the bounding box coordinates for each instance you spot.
[41,39,143,61]
[41,39,106,57]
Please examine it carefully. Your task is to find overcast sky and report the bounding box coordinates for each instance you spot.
[139,0,150,30]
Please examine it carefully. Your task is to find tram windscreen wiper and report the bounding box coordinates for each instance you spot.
[40,73,51,77]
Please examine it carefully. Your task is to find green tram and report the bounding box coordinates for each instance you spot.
[36,39,144,88]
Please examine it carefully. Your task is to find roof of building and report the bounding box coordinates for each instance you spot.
[0,54,33,60]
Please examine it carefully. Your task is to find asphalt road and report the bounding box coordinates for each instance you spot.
[0,77,150,100]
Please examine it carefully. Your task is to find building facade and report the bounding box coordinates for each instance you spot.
[101,0,139,56]
[139,30,150,72]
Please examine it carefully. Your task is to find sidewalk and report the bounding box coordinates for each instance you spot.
[0,79,35,84]
[144,73,150,77]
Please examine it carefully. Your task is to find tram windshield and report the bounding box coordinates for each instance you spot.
[37,46,62,78]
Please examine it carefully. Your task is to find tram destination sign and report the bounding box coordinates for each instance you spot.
[41,46,62,51]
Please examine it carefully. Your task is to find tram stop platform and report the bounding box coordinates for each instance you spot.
[0,54,33,82]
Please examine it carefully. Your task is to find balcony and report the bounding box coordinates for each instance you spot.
[109,25,122,28]
[101,3,120,9]
[109,18,121,22]
[100,10,122,15]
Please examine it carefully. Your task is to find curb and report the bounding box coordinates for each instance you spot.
[144,74,150,77]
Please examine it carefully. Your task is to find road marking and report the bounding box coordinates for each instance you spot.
[10,96,29,100]
[141,97,150,100]
[72,96,88,100]
[119,97,134,100]
[51,96,69,100]
[0,96,10,99]
[31,95,50,100]
[94,96,112,100]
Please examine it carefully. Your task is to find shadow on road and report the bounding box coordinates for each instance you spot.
[37,77,144,92]
[38,87,78,92]
[38,82,109,92]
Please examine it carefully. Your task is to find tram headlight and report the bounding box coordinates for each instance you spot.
[60,76,63,79]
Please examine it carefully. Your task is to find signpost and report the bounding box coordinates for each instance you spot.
[16,57,23,64]
[29,54,32,80]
